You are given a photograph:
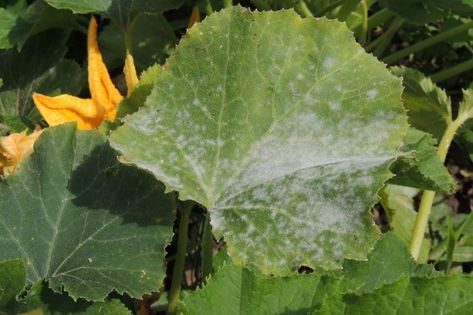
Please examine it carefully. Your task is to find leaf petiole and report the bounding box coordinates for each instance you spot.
[167,201,194,315]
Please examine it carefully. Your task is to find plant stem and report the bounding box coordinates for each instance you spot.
[337,0,361,21]
[315,0,344,16]
[201,212,214,280]
[358,0,368,45]
[431,58,473,82]
[167,201,193,315]
[352,8,394,36]
[409,118,466,260]
[383,21,473,64]
[372,17,404,56]
[295,1,313,17]
[223,0,232,7]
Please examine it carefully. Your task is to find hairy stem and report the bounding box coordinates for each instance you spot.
[431,58,473,82]
[352,8,394,34]
[167,201,193,315]
[223,0,233,7]
[409,118,466,260]
[383,21,473,64]
[358,0,368,45]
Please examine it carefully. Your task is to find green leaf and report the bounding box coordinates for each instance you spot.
[0,259,25,311]
[0,30,73,127]
[380,0,473,24]
[380,184,431,263]
[391,67,452,140]
[44,0,185,26]
[458,88,473,121]
[179,234,444,314]
[117,64,161,119]
[0,124,175,301]
[99,14,176,73]
[0,6,19,49]
[0,0,79,50]
[111,7,408,273]
[389,128,456,192]
[342,275,473,314]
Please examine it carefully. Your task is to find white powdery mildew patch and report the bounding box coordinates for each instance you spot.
[210,107,399,271]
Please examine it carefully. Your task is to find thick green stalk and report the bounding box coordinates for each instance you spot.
[295,1,314,17]
[431,58,473,82]
[201,212,214,279]
[223,0,232,7]
[167,201,193,315]
[383,21,473,64]
[352,8,394,34]
[358,0,368,45]
[409,118,466,260]
[337,0,361,21]
[365,17,404,52]
[373,17,404,56]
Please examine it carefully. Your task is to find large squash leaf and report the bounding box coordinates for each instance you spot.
[111,7,408,273]
[179,234,457,315]
[0,124,175,301]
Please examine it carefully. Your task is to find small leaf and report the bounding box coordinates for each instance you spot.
[111,7,408,273]
[389,128,456,192]
[0,124,175,301]
[391,66,452,140]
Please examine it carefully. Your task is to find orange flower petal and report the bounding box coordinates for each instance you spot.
[124,49,139,96]
[188,6,201,29]
[0,129,43,176]
[33,93,105,130]
[88,17,123,121]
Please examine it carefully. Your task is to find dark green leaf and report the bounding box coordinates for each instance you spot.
[0,30,71,127]
[44,0,185,26]
[0,124,175,301]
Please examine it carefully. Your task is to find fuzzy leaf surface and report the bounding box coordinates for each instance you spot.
[0,124,175,301]
[111,7,408,273]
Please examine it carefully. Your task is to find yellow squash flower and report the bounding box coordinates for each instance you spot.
[0,128,43,177]
[33,17,138,130]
